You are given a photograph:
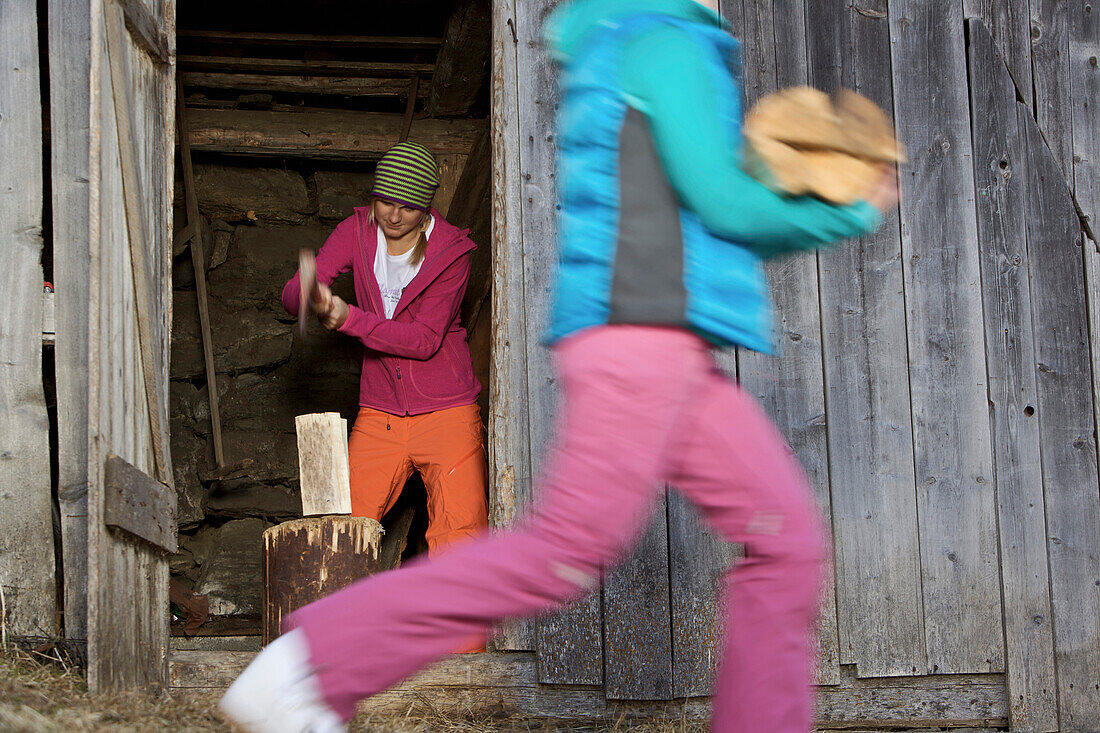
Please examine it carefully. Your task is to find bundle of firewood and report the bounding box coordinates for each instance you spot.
[743,87,906,204]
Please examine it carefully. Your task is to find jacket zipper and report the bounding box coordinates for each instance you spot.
[395,360,411,415]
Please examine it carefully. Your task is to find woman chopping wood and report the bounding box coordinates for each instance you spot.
[280,141,488,556]
[222,2,898,732]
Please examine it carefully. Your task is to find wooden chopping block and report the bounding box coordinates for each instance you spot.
[744,86,906,204]
[262,515,384,644]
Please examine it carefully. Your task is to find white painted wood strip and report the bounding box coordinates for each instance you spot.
[889,0,1003,675]
[734,0,840,687]
[967,20,1058,731]
[295,413,352,516]
[48,0,92,643]
[1020,104,1100,731]
[807,0,924,678]
[42,291,56,345]
[489,0,534,650]
[0,0,58,638]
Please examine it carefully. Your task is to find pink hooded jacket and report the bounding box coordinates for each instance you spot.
[281,207,481,416]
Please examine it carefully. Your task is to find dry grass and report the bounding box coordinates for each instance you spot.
[0,643,709,733]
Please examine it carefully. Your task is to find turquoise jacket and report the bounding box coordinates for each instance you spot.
[542,0,882,351]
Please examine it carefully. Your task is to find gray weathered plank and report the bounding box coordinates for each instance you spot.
[104,454,177,553]
[1021,102,1100,732]
[86,0,175,693]
[889,0,1003,675]
[0,0,57,638]
[667,494,736,698]
[963,0,1035,107]
[513,0,603,685]
[169,650,1010,729]
[967,20,1059,731]
[734,0,841,687]
[488,0,534,650]
[807,0,924,678]
[603,498,673,700]
[1029,0,1073,179]
[49,0,93,645]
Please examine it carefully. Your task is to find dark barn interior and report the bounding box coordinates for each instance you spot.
[168,0,492,638]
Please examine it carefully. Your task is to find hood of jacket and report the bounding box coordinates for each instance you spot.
[543,0,727,64]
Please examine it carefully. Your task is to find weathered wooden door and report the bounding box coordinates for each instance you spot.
[86,0,177,693]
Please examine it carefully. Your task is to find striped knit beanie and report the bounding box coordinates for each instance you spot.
[371,142,440,212]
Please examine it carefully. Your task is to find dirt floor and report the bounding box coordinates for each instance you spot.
[0,643,709,732]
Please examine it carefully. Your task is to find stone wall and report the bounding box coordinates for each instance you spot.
[170,161,386,618]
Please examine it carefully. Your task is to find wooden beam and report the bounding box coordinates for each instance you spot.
[186,108,484,160]
[169,650,1009,729]
[426,0,491,116]
[116,0,170,64]
[178,55,433,78]
[181,72,431,99]
[178,30,441,51]
[177,87,225,468]
[104,455,177,553]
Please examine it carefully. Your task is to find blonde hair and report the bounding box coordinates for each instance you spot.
[368,198,432,266]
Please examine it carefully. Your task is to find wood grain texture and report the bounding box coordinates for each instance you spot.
[603,499,673,700]
[889,0,1002,675]
[434,153,468,219]
[807,0,924,678]
[104,454,177,553]
[966,20,1058,732]
[1021,104,1100,731]
[169,650,1009,729]
[177,31,441,50]
[178,55,434,77]
[488,0,534,650]
[733,0,841,687]
[1029,0,1073,179]
[262,517,384,644]
[294,413,351,516]
[86,0,176,693]
[186,108,484,160]
[49,0,93,644]
[963,0,1034,107]
[427,0,491,117]
[0,0,57,638]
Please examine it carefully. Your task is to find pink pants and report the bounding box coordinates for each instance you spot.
[287,326,827,732]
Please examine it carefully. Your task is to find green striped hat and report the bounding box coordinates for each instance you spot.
[371,142,440,212]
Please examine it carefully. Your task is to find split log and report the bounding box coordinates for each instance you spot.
[186,108,485,160]
[295,412,351,516]
[262,516,384,644]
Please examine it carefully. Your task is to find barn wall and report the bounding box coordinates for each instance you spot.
[0,0,57,639]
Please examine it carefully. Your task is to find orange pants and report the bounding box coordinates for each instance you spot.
[348,403,488,554]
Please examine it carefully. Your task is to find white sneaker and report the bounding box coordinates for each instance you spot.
[219,629,347,733]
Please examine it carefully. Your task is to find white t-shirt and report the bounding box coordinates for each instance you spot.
[374,216,435,319]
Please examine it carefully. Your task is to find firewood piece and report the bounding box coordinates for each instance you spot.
[295,413,352,516]
[262,517,384,643]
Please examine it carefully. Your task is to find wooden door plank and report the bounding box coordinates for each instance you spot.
[966,20,1058,731]
[888,0,1003,675]
[734,0,841,687]
[49,0,93,645]
[86,0,175,693]
[963,0,1035,107]
[489,0,535,650]
[1029,0,1073,178]
[0,0,57,638]
[604,497,673,700]
[1021,105,1100,731]
[807,0,924,678]
[513,0,603,685]
[104,454,177,553]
